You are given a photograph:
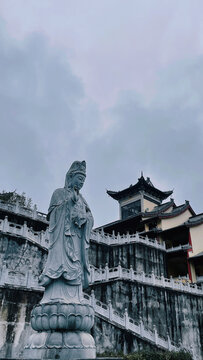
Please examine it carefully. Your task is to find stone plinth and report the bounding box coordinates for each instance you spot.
[24,302,96,359]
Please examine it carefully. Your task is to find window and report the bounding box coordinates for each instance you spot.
[121,200,141,219]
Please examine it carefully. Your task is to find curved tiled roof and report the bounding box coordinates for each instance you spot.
[185,213,203,227]
[142,201,195,220]
[143,200,174,217]
[159,201,195,219]
[107,176,173,202]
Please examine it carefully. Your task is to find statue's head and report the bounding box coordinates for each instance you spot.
[65,161,86,190]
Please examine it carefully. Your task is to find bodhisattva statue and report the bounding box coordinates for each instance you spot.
[25,161,96,360]
[39,160,93,303]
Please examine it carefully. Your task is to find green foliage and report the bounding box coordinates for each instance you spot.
[0,190,34,209]
[97,350,124,357]
[96,349,192,359]
[124,349,192,360]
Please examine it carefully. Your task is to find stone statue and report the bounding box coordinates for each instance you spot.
[25,161,96,360]
[39,160,93,304]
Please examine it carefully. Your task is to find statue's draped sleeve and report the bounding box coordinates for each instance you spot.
[80,195,94,289]
[47,188,64,221]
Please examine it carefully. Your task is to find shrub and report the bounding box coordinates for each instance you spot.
[124,349,192,360]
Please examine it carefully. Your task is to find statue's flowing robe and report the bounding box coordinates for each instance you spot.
[39,187,93,291]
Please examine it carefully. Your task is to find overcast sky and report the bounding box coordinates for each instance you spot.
[0,1,203,227]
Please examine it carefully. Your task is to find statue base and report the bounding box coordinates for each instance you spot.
[24,331,96,359]
[24,302,96,359]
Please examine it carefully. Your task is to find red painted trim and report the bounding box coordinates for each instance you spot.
[188,231,192,248]
[187,251,192,281]
[187,231,193,281]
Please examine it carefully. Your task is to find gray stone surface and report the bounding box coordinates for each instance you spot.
[24,161,96,359]
[39,161,94,303]
[91,279,203,358]
[89,241,166,276]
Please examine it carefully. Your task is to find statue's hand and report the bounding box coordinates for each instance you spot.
[73,216,87,228]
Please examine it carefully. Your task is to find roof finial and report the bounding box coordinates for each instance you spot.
[141,171,143,177]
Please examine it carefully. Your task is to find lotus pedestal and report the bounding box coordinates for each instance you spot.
[24,302,96,359]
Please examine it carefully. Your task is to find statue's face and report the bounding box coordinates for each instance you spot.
[72,173,86,191]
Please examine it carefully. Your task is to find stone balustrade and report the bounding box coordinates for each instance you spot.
[0,256,202,297]
[0,218,201,296]
[0,201,48,223]
[0,216,166,251]
[0,216,49,249]
[166,244,192,253]
[84,291,195,357]
[91,229,166,250]
[0,263,44,291]
[89,264,203,295]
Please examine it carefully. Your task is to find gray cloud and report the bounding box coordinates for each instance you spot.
[86,57,203,225]
[0,11,203,228]
[0,24,88,210]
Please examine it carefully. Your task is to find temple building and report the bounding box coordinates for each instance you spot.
[0,182,203,358]
[98,175,203,284]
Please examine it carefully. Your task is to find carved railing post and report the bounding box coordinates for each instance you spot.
[23,221,28,238]
[145,235,149,245]
[167,332,172,351]
[0,261,7,285]
[99,265,102,279]
[105,263,109,281]
[96,231,100,243]
[135,232,139,242]
[130,265,134,280]
[15,200,20,214]
[108,300,113,321]
[91,289,95,308]
[124,308,129,329]
[118,262,122,278]
[139,316,144,337]
[194,283,197,294]
[3,216,9,232]
[170,276,174,289]
[161,273,165,286]
[153,325,158,345]
[151,271,156,285]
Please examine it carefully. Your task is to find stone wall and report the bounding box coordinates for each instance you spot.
[0,231,202,358]
[90,241,167,277]
[91,280,203,359]
[93,316,155,355]
[0,287,42,359]
[0,234,47,284]
[0,286,164,358]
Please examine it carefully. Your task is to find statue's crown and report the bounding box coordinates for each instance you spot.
[68,160,86,176]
